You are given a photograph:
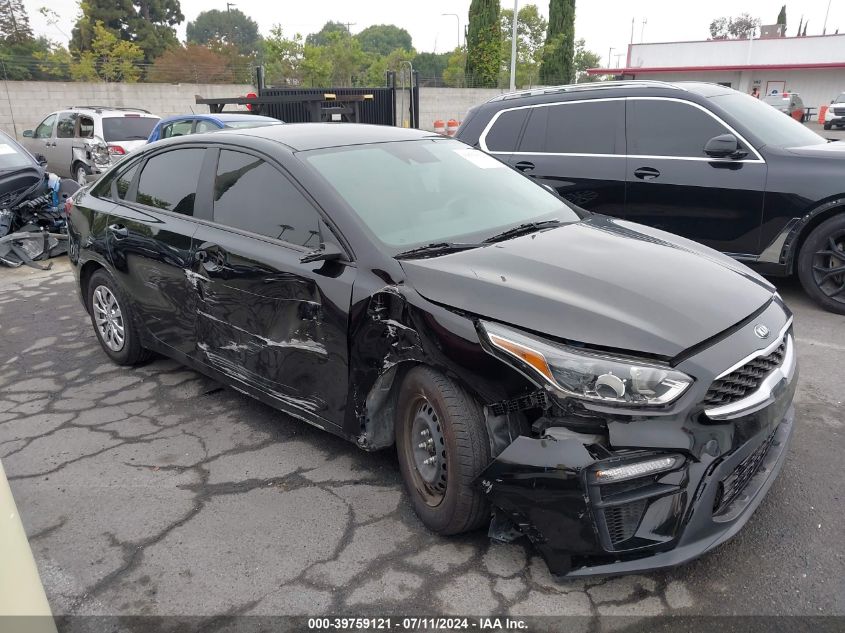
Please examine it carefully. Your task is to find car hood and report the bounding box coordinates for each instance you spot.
[784,141,845,158]
[399,216,775,358]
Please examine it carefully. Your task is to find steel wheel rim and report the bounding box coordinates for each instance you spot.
[811,229,845,304]
[407,396,448,507]
[92,285,125,352]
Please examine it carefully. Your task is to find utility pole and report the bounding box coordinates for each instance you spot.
[343,22,356,33]
[226,2,236,46]
[823,0,832,35]
[630,17,635,45]
[441,13,460,48]
[614,53,624,68]
[509,0,519,91]
[641,18,647,43]
[607,47,614,69]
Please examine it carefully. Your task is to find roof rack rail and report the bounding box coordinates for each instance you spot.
[68,105,152,114]
[490,80,685,102]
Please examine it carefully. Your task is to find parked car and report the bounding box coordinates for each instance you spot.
[763,92,806,121]
[146,113,283,143]
[456,80,845,314]
[824,92,845,130]
[67,124,797,579]
[22,107,160,185]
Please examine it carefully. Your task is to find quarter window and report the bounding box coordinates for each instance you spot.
[115,162,139,199]
[33,114,56,139]
[520,101,623,154]
[213,149,320,247]
[195,120,218,133]
[627,100,731,157]
[485,109,528,152]
[56,113,77,139]
[135,149,205,215]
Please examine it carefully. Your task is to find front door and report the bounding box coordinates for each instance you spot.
[622,98,767,256]
[26,113,57,167]
[191,148,354,428]
[106,147,209,358]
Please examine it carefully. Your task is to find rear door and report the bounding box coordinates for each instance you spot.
[483,99,627,213]
[106,146,210,358]
[622,97,767,255]
[190,147,354,429]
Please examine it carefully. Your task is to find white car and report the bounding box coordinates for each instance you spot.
[824,93,845,130]
[22,107,160,185]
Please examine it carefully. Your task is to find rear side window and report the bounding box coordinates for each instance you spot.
[212,149,320,247]
[627,100,730,157]
[136,149,205,215]
[520,101,624,154]
[484,109,528,152]
[56,113,76,139]
[79,116,94,139]
[115,162,139,199]
[161,120,194,139]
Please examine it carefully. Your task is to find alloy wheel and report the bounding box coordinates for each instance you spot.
[407,397,448,507]
[811,230,845,305]
[92,285,125,351]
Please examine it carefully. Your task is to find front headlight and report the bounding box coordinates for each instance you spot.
[479,321,693,406]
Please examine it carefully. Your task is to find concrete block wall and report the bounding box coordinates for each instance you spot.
[0,81,253,139]
[415,87,505,131]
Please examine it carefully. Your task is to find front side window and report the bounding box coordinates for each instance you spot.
[304,139,580,249]
[56,113,77,139]
[213,149,320,247]
[34,114,56,139]
[135,149,205,215]
[484,109,528,152]
[627,100,730,157]
[520,100,623,154]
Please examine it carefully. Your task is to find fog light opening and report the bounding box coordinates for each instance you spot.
[595,456,677,483]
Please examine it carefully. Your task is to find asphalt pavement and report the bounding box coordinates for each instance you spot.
[0,258,843,628]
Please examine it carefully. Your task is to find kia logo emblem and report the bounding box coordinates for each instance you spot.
[754,324,770,339]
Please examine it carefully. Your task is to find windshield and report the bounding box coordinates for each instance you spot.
[224,120,281,129]
[0,133,36,171]
[304,139,580,250]
[763,95,789,105]
[835,93,845,104]
[710,92,824,148]
[102,116,159,142]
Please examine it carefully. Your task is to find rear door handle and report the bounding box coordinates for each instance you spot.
[515,161,535,173]
[634,167,661,180]
[108,223,128,238]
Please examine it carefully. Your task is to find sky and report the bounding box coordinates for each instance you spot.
[23,0,845,69]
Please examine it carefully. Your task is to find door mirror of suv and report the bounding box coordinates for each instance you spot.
[22,129,33,138]
[704,134,746,159]
[300,240,345,264]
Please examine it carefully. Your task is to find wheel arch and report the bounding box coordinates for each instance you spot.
[79,259,105,313]
[786,197,845,272]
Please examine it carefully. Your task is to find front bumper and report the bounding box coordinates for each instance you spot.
[478,299,797,579]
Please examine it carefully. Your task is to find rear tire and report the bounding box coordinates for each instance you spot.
[797,214,845,315]
[86,269,152,365]
[73,162,91,186]
[395,367,491,535]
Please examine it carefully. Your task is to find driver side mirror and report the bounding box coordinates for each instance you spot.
[704,134,747,159]
[22,129,33,138]
[300,239,345,264]
[34,153,48,167]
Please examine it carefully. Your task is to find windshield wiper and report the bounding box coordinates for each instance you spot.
[394,241,485,260]
[482,219,564,244]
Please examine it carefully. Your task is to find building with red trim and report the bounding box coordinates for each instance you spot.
[588,33,845,118]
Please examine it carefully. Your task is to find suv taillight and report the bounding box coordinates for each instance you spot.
[108,145,125,155]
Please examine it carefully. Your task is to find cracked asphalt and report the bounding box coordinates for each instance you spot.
[0,259,843,627]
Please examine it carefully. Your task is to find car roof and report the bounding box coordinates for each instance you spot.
[157,113,280,125]
[216,123,440,151]
[66,106,157,116]
[483,80,735,106]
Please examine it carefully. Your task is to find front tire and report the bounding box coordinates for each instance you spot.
[823,122,832,130]
[87,269,152,364]
[797,214,845,314]
[395,367,491,535]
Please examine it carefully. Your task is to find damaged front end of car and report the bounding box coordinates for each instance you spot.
[470,299,797,579]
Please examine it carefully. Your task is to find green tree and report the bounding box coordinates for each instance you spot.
[322,31,366,86]
[262,26,304,86]
[364,47,415,85]
[0,36,55,79]
[776,5,786,32]
[0,0,33,42]
[355,24,412,56]
[573,38,600,82]
[500,3,547,88]
[466,0,502,87]
[305,21,349,47]
[540,0,576,84]
[147,43,232,83]
[71,0,183,64]
[300,44,331,86]
[709,13,761,39]
[413,51,450,84]
[444,47,467,87]
[71,20,144,82]
[186,8,260,55]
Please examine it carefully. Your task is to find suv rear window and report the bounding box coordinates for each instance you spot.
[102,116,158,142]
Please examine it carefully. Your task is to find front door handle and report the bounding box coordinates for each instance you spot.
[108,223,128,238]
[634,167,661,180]
[515,161,535,173]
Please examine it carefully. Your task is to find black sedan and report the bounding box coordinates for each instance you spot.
[66,124,797,578]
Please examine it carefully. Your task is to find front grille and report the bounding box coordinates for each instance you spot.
[703,340,786,408]
[833,107,845,116]
[713,428,777,514]
[488,391,547,416]
[604,500,647,545]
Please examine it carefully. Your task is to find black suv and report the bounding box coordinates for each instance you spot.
[456,80,845,314]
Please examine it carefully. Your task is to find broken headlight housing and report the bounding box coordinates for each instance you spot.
[479,321,692,406]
